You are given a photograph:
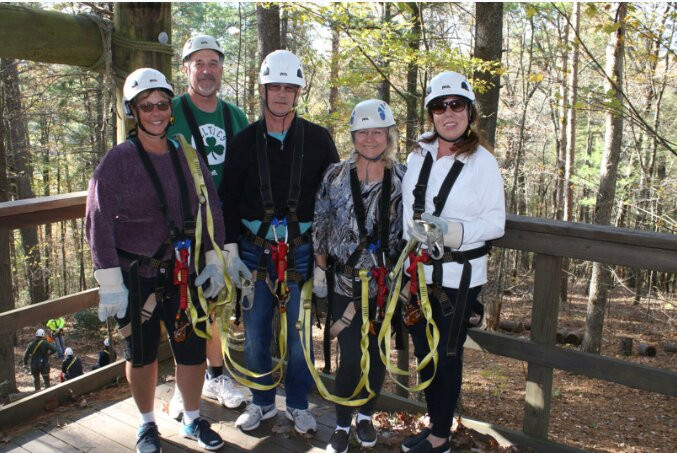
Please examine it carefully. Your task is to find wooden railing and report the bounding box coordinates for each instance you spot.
[1,193,675,452]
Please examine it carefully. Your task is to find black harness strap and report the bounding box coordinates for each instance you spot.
[180,94,234,164]
[122,138,197,366]
[411,150,490,357]
[339,166,392,275]
[252,117,307,283]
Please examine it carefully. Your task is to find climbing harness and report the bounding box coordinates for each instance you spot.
[303,164,393,405]
[410,151,491,356]
[118,136,233,366]
[221,117,308,391]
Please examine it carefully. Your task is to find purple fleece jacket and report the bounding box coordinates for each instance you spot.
[85,139,225,278]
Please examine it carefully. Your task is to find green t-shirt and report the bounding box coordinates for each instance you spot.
[168,94,248,188]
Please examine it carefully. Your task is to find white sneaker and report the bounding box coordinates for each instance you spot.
[235,403,277,431]
[285,407,317,435]
[202,374,246,409]
[169,389,183,421]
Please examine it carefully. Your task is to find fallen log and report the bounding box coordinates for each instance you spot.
[498,319,525,333]
[638,343,657,357]
[663,341,677,353]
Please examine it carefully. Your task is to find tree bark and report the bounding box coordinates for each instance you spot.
[404,3,421,151]
[473,2,503,147]
[257,3,281,64]
[0,78,17,396]
[112,3,172,142]
[583,4,626,354]
[554,17,569,221]
[0,58,48,305]
[327,24,340,139]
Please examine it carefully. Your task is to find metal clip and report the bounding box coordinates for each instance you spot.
[240,277,254,311]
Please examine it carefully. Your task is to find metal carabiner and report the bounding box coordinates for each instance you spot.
[421,221,444,260]
[240,277,254,311]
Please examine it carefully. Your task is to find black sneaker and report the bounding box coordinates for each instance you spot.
[136,422,161,453]
[401,428,431,452]
[406,438,450,453]
[355,419,377,447]
[326,428,350,453]
[181,418,224,451]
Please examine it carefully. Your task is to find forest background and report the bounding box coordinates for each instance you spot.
[0,3,674,446]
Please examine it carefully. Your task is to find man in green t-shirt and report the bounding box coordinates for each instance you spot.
[167,34,248,420]
[168,34,248,189]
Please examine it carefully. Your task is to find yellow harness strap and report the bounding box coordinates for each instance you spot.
[174,134,234,340]
[377,239,440,392]
[297,271,375,406]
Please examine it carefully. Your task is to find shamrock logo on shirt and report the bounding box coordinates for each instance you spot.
[205,136,225,163]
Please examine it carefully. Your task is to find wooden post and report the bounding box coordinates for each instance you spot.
[523,253,562,439]
[113,3,172,143]
[0,4,102,66]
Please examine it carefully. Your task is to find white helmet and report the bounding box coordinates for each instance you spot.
[259,50,305,87]
[182,34,224,61]
[36,328,45,337]
[64,347,74,357]
[424,71,475,107]
[122,68,174,118]
[104,337,110,347]
[349,99,395,132]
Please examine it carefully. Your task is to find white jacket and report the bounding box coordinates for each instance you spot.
[402,134,506,289]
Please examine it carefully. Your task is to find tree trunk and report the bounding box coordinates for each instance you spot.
[554,18,569,221]
[0,79,17,396]
[583,4,626,354]
[40,115,51,297]
[257,4,281,64]
[560,3,581,308]
[473,2,503,147]
[327,24,340,139]
[404,3,421,151]
[378,3,392,107]
[112,3,172,142]
[0,58,48,305]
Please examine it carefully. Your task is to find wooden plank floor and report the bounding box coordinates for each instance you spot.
[0,363,403,452]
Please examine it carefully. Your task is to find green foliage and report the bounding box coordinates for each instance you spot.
[73,308,100,333]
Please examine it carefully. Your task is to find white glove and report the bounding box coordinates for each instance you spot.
[407,214,464,250]
[312,266,328,298]
[195,250,226,299]
[421,213,463,249]
[223,243,252,288]
[94,267,129,322]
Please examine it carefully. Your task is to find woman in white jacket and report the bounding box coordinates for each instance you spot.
[400,72,505,453]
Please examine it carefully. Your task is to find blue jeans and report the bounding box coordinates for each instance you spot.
[239,238,314,410]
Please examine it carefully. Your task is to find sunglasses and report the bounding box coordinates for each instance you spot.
[136,101,171,113]
[429,99,467,115]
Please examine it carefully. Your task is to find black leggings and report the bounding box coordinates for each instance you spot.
[331,291,386,427]
[408,285,482,438]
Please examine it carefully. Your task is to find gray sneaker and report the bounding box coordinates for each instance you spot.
[235,403,277,431]
[285,407,317,434]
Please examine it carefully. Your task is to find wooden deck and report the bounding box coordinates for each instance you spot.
[0,361,405,453]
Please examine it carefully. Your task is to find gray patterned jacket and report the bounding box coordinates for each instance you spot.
[313,153,405,297]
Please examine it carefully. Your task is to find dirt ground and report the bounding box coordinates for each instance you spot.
[7,277,676,452]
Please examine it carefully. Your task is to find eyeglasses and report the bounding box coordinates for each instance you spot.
[267,84,299,94]
[136,101,171,113]
[429,99,467,115]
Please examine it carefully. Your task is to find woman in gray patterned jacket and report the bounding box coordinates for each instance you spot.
[313,99,405,453]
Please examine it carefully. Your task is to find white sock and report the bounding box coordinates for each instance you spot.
[141,411,156,425]
[335,425,350,433]
[183,409,200,426]
[356,412,371,423]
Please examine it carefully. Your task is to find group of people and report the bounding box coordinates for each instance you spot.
[23,329,115,390]
[84,32,505,453]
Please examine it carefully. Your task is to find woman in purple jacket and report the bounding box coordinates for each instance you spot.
[85,68,226,453]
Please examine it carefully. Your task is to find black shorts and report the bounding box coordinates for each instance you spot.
[118,270,207,366]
